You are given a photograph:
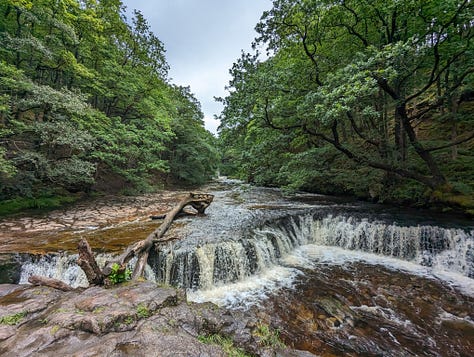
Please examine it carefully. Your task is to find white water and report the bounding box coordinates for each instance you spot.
[185,214,474,307]
[311,215,474,277]
[19,254,96,288]
[19,213,474,299]
[19,253,156,288]
[156,214,473,284]
[189,244,474,308]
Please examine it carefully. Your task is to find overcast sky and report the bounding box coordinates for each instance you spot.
[121,0,272,134]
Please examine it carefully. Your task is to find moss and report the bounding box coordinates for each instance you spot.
[93,307,106,314]
[445,194,474,208]
[123,316,135,325]
[198,334,251,357]
[0,194,80,217]
[252,323,285,348]
[50,325,60,335]
[136,304,150,318]
[0,311,26,325]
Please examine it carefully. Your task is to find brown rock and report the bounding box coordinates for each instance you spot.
[0,281,300,356]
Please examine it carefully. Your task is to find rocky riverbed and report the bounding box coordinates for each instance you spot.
[0,183,315,356]
[1,180,473,356]
[0,281,312,357]
[0,191,184,255]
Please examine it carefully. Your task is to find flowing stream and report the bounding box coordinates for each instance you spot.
[4,180,474,356]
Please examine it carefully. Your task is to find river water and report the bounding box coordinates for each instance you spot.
[3,179,474,356]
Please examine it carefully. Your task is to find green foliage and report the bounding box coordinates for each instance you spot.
[0,311,26,325]
[0,147,16,177]
[198,334,251,357]
[218,0,474,208]
[167,86,219,185]
[0,1,217,204]
[136,304,150,318]
[108,263,131,285]
[253,323,285,348]
[0,194,79,216]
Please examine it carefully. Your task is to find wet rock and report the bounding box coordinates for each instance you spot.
[0,191,181,254]
[0,282,301,356]
[0,285,63,321]
[45,281,178,335]
[0,326,15,341]
[276,350,318,357]
[0,283,25,298]
[0,254,21,284]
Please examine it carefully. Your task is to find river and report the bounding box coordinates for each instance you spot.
[1,179,473,356]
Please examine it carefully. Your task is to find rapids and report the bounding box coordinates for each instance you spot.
[2,179,474,355]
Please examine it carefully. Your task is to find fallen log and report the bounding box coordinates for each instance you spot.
[150,210,196,220]
[28,275,74,291]
[98,192,214,283]
[77,237,105,285]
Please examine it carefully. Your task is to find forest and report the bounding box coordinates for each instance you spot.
[0,0,218,213]
[1,0,473,215]
[218,0,474,214]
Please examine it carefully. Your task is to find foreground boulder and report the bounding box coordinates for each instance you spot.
[0,281,312,356]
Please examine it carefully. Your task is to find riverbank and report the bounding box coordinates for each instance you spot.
[1,180,473,355]
[0,280,307,357]
[0,190,186,254]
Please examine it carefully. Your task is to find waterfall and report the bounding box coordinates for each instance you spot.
[17,213,474,289]
[150,214,474,289]
[19,254,91,288]
[311,215,474,277]
[149,215,315,289]
[18,253,156,288]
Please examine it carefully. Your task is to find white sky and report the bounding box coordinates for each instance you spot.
[122,0,272,134]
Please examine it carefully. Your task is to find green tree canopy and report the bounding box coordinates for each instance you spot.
[0,0,217,202]
[219,0,474,205]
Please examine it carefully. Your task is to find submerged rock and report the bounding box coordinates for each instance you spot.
[0,281,307,357]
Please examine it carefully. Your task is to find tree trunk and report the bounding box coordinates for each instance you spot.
[62,193,214,287]
[102,193,214,281]
[450,96,459,160]
[28,275,74,291]
[77,238,105,285]
[396,103,447,188]
[394,109,407,162]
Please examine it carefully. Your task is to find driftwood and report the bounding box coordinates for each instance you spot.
[150,210,195,220]
[78,192,214,285]
[77,237,105,285]
[28,275,74,291]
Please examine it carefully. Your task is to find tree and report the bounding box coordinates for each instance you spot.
[167,86,219,185]
[0,0,217,203]
[219,0,474,197]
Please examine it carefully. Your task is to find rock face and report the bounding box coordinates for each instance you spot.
[0,282,308,357]
[0,255,21,284]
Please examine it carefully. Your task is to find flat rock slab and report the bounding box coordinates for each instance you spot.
[0,191,183,254]
[0,281,311,356]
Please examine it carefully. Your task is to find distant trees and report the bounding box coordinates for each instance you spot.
[219,0,474,202]
[0,0,217,201]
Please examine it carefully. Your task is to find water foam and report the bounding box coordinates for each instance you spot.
[187,264,300,309]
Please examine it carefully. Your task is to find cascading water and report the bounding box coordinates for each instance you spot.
[18,253,114,288]
[18,253,156,288]
[16,211,473,291]
[311,214,474,278]
[9,182,474,356]
[149,213,474,290]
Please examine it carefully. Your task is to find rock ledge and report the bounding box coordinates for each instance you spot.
[0,282,313,356]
